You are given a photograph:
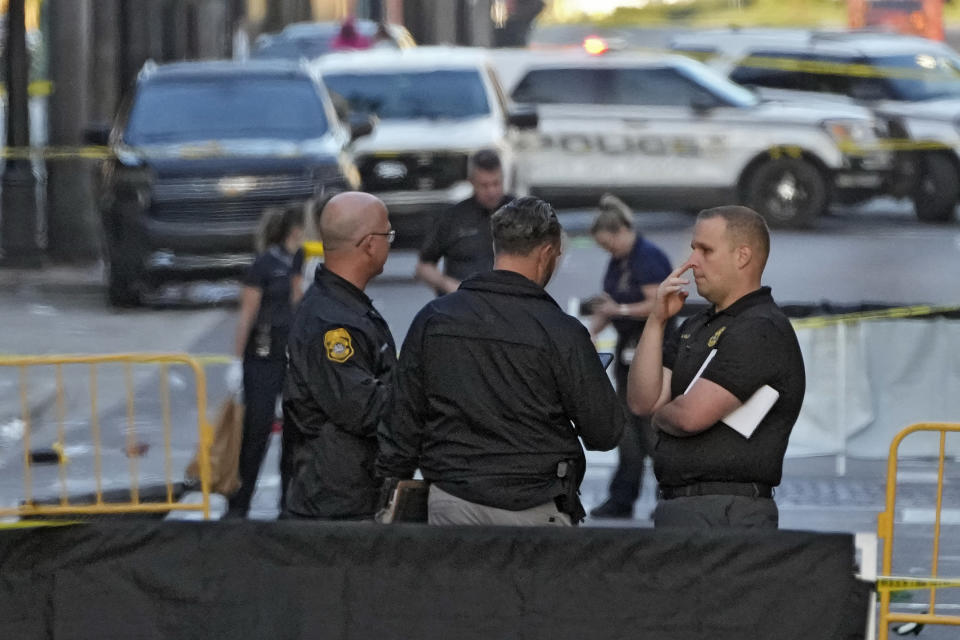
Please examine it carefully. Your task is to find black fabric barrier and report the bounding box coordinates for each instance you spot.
[0,521,867,639]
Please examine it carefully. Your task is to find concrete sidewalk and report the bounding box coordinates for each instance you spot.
[0,263,105,428]
[0,263,235,484]
[0,262,104,293]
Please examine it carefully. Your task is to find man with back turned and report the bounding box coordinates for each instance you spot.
[379,196,626,526]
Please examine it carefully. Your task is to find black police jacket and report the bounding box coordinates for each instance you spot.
[283,266,396,519]
[377,270,626,511]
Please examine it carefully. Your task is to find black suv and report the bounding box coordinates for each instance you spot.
[91,60,367,306]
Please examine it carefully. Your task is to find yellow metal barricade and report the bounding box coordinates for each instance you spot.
[877,422,960,639]
[0,354,212,520]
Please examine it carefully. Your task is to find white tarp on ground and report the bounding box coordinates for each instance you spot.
[789,318,960,459]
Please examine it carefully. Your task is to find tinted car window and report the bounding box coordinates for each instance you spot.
[511,65,756,108]
[731,51,894,98]
[731,51,816,90]
[125,77,329,144]
[324,70,490,120]
[676,61,759,107]
[867,53,960,101]
[614,67,719,106]
[511,68,604,104]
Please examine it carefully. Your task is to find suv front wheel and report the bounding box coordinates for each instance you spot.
[913,152,958,223]
[743,157,827,229]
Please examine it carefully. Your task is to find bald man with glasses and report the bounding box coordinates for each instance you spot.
[282,192,398,520]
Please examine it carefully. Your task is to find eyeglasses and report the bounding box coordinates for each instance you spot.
[355,229,397,247]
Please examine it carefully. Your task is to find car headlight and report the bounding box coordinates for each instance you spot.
[822,118,878,150]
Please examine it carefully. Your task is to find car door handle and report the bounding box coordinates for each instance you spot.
[623,119,649,128]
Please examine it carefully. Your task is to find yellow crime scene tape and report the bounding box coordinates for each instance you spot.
[0,519,82,530]
[876,576,960,592]
[707,54,960,83]
[0,79,53,98]
[0,138,948,161]
[9,298,954,366]
[0,145,112,160]
[790,304,960,329]
[4,51,960,159]
[5,51,960,158]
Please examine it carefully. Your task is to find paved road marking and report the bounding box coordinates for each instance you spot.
[897,471,949,484]
[902,508,960,525]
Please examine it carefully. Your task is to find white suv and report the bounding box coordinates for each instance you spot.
[316,47,535,248]
[492,49,894,228]
[671,29,960,222]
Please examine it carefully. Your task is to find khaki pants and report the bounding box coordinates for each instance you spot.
[428,485,572,527]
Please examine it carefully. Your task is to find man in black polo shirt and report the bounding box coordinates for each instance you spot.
[627,205,805,528]
[414,149,512,295]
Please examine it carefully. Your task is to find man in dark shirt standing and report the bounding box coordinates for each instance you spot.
[283,192,397,519]
[415,149,511,295]
[627,206,805,529]
[378,196,626,526]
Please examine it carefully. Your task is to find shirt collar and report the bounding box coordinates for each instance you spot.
[707,286,773,319]
[470,194,512,216]
[459,270,559,305]
[314,265,373,308]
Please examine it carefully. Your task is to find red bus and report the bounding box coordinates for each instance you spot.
[848,0,944,41]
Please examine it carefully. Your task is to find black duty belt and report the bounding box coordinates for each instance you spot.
[658,481,773,500]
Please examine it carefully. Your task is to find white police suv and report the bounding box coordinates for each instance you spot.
[316,47,536,248]
[492,49,894,228]
[671,29,960,222]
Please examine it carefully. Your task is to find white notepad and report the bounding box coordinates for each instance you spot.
[721,385,780,439]
[682,348,779,438]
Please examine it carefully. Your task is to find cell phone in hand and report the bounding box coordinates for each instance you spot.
[598,352,614,370]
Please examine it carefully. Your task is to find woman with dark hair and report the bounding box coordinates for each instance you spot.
[225,204,306,518]
[588,194,673,520]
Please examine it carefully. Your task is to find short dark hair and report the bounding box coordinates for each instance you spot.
[469,148,502,174]
[491,196,562,256]
[697,205,770,270]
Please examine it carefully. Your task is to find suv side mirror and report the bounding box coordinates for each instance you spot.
[690,93,719,114]
[349,115,375,142]
[507,107,538,130]
[84,123,112,146]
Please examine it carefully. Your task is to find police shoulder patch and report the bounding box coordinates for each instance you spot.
[707,326,727,348]
[324,328,354,363]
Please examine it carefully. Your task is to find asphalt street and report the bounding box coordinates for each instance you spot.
[1,200,959,635]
